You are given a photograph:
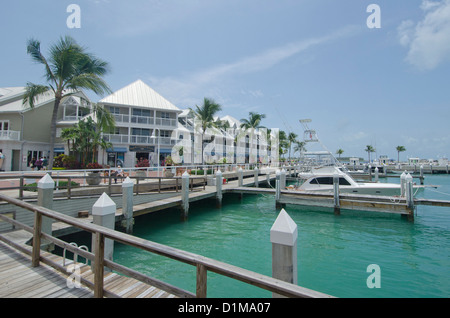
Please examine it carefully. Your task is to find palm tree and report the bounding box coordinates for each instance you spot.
[287,132,298,163]
[294,141,306,158]
[240,112,266,130]
[190,97,222,165]
[365,145,376,163]
[336,149,344,159]
[278,130,289,160]
[396,146,406,163]
[23,35,111,169]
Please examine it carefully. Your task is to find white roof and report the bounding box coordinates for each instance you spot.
[220,115,241,128]
[0,88,89,113]
[99,79,181,112]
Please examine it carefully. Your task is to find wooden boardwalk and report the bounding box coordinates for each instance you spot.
[0,237,176,298]
[0,240,93,298]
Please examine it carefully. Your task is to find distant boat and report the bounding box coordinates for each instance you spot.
[294,119,422,197]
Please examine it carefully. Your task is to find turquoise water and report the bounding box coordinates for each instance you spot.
[113,174,450,298]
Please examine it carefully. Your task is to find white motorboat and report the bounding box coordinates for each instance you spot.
[290,165,422,196]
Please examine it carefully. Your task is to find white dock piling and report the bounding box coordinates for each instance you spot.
[333,173,340,215]
[216,169,222,208]
[181,171,190,219]
[270,209,298,298]
[37,174,55,250]
[121,177,134,234]
[280,169,286,190]
[254,167,259,188]
[275,170,281,208]
[92,193,116,269]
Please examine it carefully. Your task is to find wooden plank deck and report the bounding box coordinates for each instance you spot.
[0,238,176,298]
[0,240,93,298]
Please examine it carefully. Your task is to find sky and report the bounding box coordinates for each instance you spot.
[1,0,450,160]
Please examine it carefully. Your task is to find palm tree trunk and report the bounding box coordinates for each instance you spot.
[47,97,61,170]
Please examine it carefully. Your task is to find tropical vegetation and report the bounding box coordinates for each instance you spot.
[23,35,111,169]
[396,145,406,163]
[190,97,222,165]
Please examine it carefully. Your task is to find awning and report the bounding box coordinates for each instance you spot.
[159,148,173,154]
[107,147,127,153]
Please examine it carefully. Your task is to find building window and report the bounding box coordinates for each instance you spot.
[0,120,9,131]
[108,106,120,114]
[160,112,170,119]
[132,108,152,117]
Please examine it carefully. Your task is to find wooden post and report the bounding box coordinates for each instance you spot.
[31,211,42,267]
[275,170,281,209]
[420,165,424,185]
[92,193,116,271]
[181,171,190,220]
[93,232,105,298]
[238,167,243,187]
[270,209,298,298]
[37,174,55,251]
[196,264,207,298]
[121,177,134,234]
[254,167,259,188]
[333,173,340,215]
[216,169,222,208]
[19,176,24,199]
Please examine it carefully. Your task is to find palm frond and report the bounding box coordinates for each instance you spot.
[65,73,112,96]
[26,38,57,85]
[22,83,51,108]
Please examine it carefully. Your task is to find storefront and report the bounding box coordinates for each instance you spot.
[106,147,127,167]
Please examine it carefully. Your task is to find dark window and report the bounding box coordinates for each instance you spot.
[309,176,351,185]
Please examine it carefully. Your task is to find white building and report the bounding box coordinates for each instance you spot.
[0,86,91,171]
[98,80,182,167]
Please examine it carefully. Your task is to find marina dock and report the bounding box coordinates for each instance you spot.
[1,165,449,298]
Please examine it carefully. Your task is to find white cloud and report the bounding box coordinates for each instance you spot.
[398,0,450,70]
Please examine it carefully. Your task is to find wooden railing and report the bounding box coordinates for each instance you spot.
[0,192,332,298]
[0,173,208,199]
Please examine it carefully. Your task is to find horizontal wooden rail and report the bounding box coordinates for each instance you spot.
[0,192,332,298]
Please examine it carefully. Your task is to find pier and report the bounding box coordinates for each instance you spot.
[0,166,333,298]
[1,164,450,298]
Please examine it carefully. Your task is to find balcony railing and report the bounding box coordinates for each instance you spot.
[0,130,20,141]
[102,134,175,146]
[113,114,177,128]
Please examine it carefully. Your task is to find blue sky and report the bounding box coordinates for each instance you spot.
[1,0,450,160]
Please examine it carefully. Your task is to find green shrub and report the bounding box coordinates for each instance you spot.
[23,180,80,192]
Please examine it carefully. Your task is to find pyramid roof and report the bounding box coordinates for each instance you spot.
[99,79,181,112]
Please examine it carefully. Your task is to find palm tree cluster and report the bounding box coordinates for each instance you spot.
[61,105,115,167]
[277,131,305,162]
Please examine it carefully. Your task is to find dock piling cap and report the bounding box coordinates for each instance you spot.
[270,209,298,246]
[37,173,55,189]
[92,192,116,216]
[122,176,134,187]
